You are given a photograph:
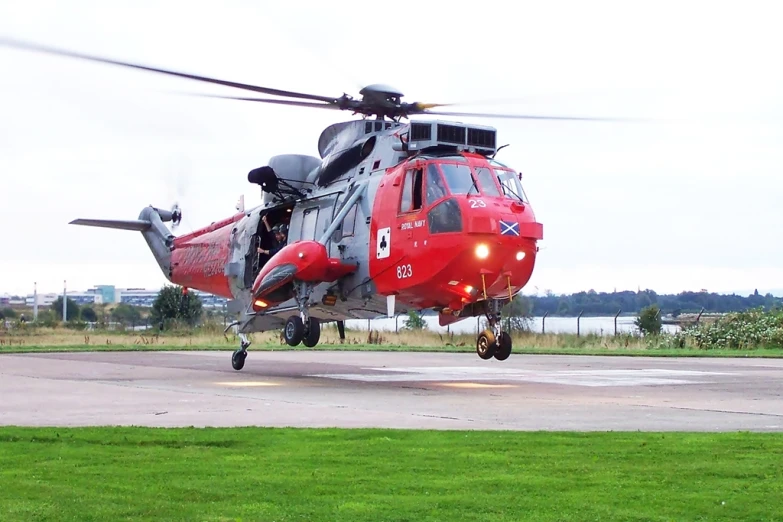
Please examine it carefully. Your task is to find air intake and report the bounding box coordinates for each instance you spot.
[406,120,497,155]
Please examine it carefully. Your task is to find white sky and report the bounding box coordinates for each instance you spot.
[1,0,781,297]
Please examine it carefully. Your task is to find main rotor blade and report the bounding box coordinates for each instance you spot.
[422,109,646,122]
[182,92,342,110]
[0,36,338,104]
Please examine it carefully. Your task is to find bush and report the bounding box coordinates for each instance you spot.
[403,310,426,330]
[635,305,662,336]
[688,308,783,349]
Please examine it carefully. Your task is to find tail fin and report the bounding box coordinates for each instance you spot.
[70,218,151,231]
[69,206,176,282]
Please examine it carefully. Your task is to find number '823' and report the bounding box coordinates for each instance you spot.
[396,264,412,279]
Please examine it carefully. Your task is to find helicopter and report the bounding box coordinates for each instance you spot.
[0,37,631,371]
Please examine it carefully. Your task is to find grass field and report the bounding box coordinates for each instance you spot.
[1,427,781,521]
[2,326,783,358]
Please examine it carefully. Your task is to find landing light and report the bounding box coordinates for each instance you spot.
[475,244,489,259]
[516,251,526,261]
[465,285,473,294]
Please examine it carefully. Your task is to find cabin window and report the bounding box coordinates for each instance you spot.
[341,206,357,238]
[399,168,423,213]
[438,163,475,195]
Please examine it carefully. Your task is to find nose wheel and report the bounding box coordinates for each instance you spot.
[477,329,497,360]
[476,306,513,361]
[476,329,513,361]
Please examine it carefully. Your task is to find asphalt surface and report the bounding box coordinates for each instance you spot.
[1,350,782,431]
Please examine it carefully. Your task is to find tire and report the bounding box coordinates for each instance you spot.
[494,332,512,361]
[284,316,305,346]
[476,329,497,360]
[231,349,246,371]
[302,317,321,347]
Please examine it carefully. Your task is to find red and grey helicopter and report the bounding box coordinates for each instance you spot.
[1,37,630,370]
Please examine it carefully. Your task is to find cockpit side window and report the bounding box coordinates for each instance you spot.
[425,163,448,206]
[400,169,413,212]
[495,169,529,203]
[412,168,423,210]
[438,163,475,195]
[399,168,424,213]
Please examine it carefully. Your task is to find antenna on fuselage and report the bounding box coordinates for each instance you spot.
[492,144,510,159]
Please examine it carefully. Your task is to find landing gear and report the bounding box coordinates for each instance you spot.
[477,329,496,360]
[494,331,512,361]
[302,317,320,347]
[283,315,305,346]
[283,314,321,347]
[475,303,513,361]
[232,332,251,371]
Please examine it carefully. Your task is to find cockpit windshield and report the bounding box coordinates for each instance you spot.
[438,163,475,195]
[473,166,501,197]
[420,156,528,202]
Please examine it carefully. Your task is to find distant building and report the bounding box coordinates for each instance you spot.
[9,284,229,309]
[26,293,58,307]
[120,288,160,307]
[65,291,103,305]
[119,287,227,308]
[92,285,118,304]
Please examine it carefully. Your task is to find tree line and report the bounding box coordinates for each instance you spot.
[3,285,206,330]
[524,289,782,317]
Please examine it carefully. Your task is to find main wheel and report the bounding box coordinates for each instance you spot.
[231,348,247,371]
[476,329,497,360]
[302,317,321,347]
[284,316,305,346]
[494,332,512,361]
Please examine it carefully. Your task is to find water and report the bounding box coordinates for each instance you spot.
[343,315,681,336]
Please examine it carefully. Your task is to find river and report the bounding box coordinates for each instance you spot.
[344,315,681,336]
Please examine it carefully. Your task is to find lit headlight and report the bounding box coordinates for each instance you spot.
[475,244,489,259]
[516,251,526,261]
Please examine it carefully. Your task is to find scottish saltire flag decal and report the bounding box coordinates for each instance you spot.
[499,220,520,236]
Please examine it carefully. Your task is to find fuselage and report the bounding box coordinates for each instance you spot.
[161,120,543,330]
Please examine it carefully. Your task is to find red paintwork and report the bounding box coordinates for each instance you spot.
[369,152,543,313]
[251,240,357,302]
[170,212,245,299]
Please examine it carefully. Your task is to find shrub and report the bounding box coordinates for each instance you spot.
[635,305,662,336]
[688,308,783,349]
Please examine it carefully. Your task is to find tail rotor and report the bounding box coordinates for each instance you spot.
[170,203,182,229]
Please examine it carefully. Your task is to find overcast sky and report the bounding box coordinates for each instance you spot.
[1,0,781,297]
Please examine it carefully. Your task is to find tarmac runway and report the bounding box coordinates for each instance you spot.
[1,350,782,431]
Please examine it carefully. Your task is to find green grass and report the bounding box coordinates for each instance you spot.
[4,342,783,358]
[0,428,781,521]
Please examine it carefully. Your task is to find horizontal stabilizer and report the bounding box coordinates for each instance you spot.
[70,218,151,231]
